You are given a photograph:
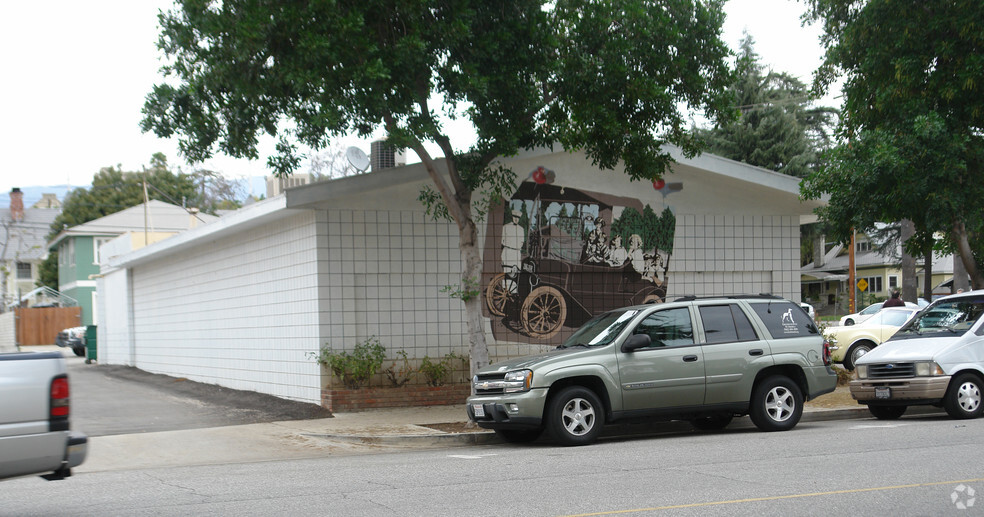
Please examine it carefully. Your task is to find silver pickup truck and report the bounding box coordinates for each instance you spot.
[0,351,88,481]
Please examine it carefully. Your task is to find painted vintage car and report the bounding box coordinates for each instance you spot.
[484,181,671,341]
[824,307,920,370]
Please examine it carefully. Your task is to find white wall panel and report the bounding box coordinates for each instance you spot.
[128,211,323,403]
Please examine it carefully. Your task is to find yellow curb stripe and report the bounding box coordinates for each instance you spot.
[559,477,984,516]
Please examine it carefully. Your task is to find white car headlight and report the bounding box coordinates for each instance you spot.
[914,361,944,377]
[855,365,867,379]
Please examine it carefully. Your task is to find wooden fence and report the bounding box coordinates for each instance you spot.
[14,307,82,346]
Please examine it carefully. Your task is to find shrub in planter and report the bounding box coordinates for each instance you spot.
[313,336,386,389]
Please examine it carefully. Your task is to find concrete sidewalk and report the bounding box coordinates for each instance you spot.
[76,393,906,474]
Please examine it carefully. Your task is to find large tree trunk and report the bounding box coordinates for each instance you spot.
[900,220,917,302]
[952,220,983,290]
[412,144,492,378]
[458,220,491,376]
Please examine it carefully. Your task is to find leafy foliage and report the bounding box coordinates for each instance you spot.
[143,0,737,374]
[47,154,202,240]
[418,352,466,387]
[700,35,838,178]
[802,0,984,287]
[313,337,387,389]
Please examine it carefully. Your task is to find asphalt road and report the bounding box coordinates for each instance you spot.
[3,410,982,516]
[53,347,331,437]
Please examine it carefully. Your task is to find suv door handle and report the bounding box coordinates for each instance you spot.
[682,355,699,362]
[748,349,764,356]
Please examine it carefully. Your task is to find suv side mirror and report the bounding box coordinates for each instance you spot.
[621,334,651,352]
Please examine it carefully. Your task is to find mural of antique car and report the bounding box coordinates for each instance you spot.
[484,180,674,342]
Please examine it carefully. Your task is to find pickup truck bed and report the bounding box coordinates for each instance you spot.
[0,351,88,481]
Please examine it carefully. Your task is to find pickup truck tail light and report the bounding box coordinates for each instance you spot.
[50,375,70,432]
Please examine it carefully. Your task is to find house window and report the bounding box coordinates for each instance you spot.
[856,240,871,253]
[94,237,113,264]
[16,262,31,279]
[860,275,883,293]
[888,275,899,289]
[60,240,75,267]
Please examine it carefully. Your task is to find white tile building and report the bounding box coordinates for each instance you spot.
[99,146,821,405]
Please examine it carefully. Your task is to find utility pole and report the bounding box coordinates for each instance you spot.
[849,229,856,314]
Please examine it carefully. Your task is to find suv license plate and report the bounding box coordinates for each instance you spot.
[875,387,891,399]
[472,404,485,417]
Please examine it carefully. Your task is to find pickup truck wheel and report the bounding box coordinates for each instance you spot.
[843,342,874,370]
[943,373,984,419]
[749,376,803,432]
[867,404,906,420]
[72,346,86,357]
[546,386,604,446]
[691,414,733,431]
[494,428,543,443]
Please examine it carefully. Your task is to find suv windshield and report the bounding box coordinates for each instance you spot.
[894,297,984,339]
[558,309,639,348]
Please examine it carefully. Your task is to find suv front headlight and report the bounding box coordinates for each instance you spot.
[503,370,533,393]
[914,361,945,377]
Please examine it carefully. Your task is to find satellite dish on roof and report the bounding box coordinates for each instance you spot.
[346,146,370,172]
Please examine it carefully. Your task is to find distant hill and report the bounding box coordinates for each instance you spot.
[2,177,268,209]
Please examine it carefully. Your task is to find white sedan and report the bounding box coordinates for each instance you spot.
[840,301,919,326]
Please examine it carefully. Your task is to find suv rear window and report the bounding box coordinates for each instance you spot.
[699,304,758,344]
[748,301,818,339]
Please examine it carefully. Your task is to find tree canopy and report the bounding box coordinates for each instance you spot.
[802,0,984,288]
[701,35,838,178]
[142,0,737,373]
[38,154,204,289]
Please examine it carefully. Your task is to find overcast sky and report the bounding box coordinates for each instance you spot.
[0,0,832,197]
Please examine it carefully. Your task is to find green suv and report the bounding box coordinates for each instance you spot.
[467,295,836,445]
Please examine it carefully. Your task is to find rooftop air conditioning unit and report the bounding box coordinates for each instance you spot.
[370,140,406,172]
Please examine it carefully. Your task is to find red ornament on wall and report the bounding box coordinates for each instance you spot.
[653,179,665,190]
[533,167,547,184]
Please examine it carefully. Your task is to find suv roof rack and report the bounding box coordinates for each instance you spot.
[672,294,784,302]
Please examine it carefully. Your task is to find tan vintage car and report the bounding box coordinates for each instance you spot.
[824,307,920,370]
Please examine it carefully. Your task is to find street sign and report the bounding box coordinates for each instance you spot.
[857,278,869,292]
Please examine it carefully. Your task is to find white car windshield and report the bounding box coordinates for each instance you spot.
[867,309,915,327]
[894,297,984,339]
[558,310,639,348]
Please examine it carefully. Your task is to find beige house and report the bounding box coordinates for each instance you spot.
[801,232,956,313]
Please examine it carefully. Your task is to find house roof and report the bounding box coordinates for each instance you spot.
[1,206,60,262]
[802,240,957,276]
[109,146,823,269]
[48,200,219,249]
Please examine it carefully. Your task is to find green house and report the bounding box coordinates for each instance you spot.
[47,201,217,326]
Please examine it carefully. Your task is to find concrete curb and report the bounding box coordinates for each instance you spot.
[306,429,500,447]
[308,405,950,447]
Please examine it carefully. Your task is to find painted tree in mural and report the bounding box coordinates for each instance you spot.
[142,0,735,374]
[801,0,984,289]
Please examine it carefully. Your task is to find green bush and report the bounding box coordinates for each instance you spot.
[418,352,465,387]
[384,349,415,387]
[313,337,386,389]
